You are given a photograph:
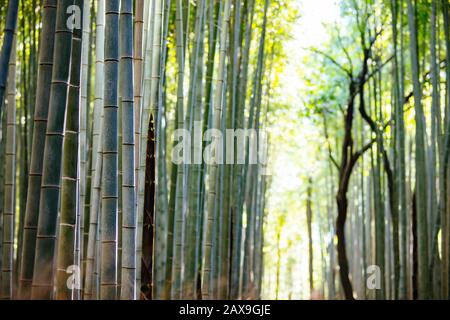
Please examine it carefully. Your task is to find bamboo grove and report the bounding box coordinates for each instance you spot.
[262,0,450,300]
[5,0,450,303]
[0,0,283,300]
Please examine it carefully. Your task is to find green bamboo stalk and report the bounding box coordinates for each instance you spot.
[55,1,84,298]
[155,0,171,300]
[100,0,120,300]
[18,0,57,300]
[391,0,408,300]
[133,0,144,244]
[0,33,16,300]
[119,0,137,300]
[149,0,163,147]
[137,0,155,293]
[191,3,206,299]
[218,0,241,299]
[242,0,268,298]
[255,156,268,298]
[171,0,188,300]
[184,0,206,300]
[132,1,144,294]
[429,0,442,300]
[18,3,30,288]
[78,0,92,289]
[0,101,5,283]
[84,121,103,300]
[223,0,249,299]
[93,194,102,299]
[84,0,105,300]
[0,0,19,114]
[31,0,75,300]
[141,0,163,300]
[373,138,385,301]
[88,0,105,225]
[231,0,255,300]
[117,71,123,298]
[193,0,220,300]
[215,132,226,299]
[202,0,230,300]
[407,0,430,300]
[442,0,450,299]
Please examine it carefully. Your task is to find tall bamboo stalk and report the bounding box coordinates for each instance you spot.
[133,0,144,249]
[31,0,75,300]
[171,0,188,300]
[184,0,206,300]
[407,0,430,300]
[141,0,163,300]
[100,0,120,300]
[155,0,171,300]
[391,0,408,300]
[84,0,105,300]
[441,0,450,299]
[137,0,155,294]
[55,1,84,298]
[78,0,92,286]
[18,0,57,300]
[202,0,231,300]
[0,0,19,114]
[0,33,16,300]
[119,0,137,300]
[231,0,255,300]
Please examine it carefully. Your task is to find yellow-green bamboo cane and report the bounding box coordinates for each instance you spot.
[18,0,57,299]
[171,0,189,300]
[78,0,92,283]
[84,0,105,300]
[202,0,231,300]
[55,2,84,298]
[137,0,155,292]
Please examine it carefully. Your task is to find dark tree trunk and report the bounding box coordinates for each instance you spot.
[335,81,358,301]
[141,114,156,300]
[336,183,354,300]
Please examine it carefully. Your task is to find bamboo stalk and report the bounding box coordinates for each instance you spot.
[0,0,19,113]
[100,0,120,300]
[31,0,75,300]
[55,1,84,298]
[0,32,16,300]
[202,0,231,300]
[119,0,137,300]
[84,0,105,300]
[18,0,57,300]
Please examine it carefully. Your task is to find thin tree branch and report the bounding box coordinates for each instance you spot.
[310,48,353,79]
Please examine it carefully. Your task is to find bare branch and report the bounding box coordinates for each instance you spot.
[365,55,394,84]
[352,138,376,163]
[310,48,353,79]
[322,111,340,170]
[336,26,354,76]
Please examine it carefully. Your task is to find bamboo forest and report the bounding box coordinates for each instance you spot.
[1,0,450,302]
